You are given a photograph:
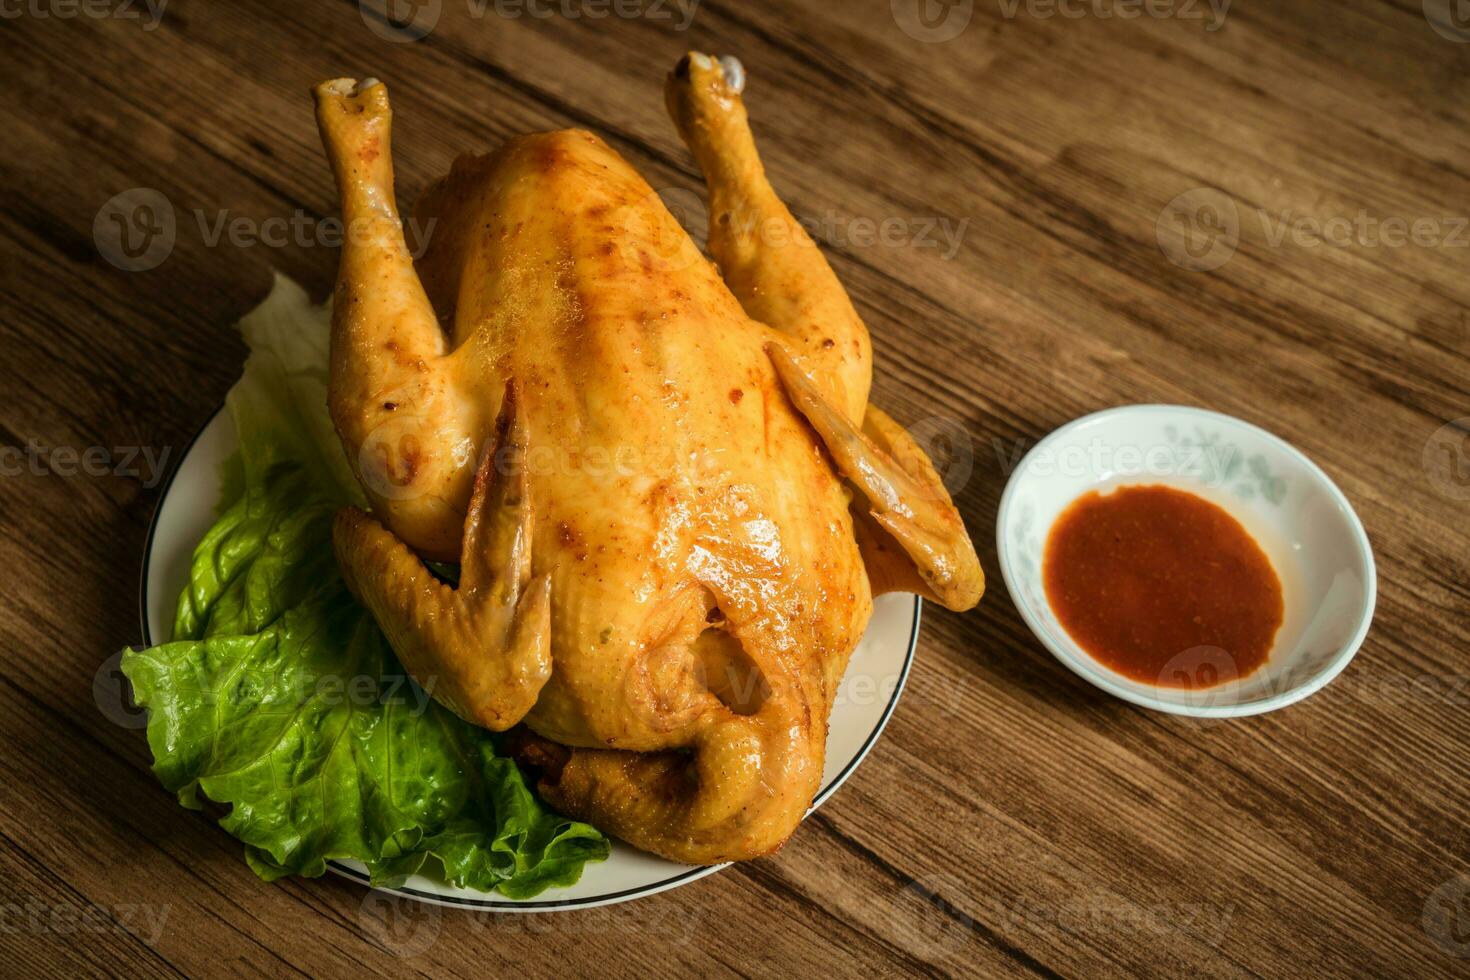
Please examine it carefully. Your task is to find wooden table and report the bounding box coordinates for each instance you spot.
[4,0,1467,975]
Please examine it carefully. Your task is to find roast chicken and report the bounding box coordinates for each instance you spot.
[313,54,982,865]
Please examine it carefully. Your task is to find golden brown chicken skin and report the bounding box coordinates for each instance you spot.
[313,53,982,865]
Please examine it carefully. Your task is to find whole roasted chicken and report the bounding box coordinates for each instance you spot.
[313,54,982,865]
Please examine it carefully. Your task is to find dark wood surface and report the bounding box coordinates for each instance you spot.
[3,0,1468,975]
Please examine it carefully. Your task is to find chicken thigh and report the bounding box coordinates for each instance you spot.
[313,53,982,865]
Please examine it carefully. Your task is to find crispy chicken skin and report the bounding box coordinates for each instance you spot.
[313,54,982,865]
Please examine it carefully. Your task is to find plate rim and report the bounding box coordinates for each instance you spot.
[137,403,923,911]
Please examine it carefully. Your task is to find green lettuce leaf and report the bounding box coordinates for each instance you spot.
[122,275,608,896]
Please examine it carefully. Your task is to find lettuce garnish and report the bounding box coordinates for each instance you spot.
[122,276,608,898]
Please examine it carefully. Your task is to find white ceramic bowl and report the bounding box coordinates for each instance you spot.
[996,405,1375,717]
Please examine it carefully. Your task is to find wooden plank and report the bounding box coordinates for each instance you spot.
[0,0,1465,975]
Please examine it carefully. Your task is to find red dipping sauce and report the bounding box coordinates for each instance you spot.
[1042,485,1283,689]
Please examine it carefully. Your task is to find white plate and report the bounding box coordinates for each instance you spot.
[996,404,1375,718]
[139,406,922,910]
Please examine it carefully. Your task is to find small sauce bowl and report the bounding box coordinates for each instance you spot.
[996,405,1376,717]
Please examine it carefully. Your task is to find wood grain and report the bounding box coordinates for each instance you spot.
[1,0,1467,975]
